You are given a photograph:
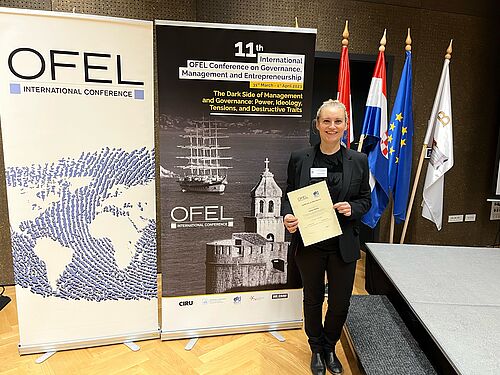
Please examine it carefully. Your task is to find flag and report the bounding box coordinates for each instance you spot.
[388,50,413,222]
[422,59,453,230]
[337,45,354,147]
[361,50,389,228]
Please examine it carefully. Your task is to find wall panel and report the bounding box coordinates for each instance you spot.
[0,0,51,10]
[0,0,497,285]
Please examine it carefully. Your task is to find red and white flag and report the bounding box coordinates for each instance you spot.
[337,45,354,148]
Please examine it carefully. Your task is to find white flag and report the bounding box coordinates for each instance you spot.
[422,59,453,230]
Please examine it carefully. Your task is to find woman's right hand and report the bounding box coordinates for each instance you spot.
[284,214,299,233]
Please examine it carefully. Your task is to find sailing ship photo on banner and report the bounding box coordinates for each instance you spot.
[175,117,232,194]
[156,20,316,339]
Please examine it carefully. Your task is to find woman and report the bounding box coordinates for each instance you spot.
[282,99,371,375]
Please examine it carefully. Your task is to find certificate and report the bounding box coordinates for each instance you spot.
[287,180,342,246]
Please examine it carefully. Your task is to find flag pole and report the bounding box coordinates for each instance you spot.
[358,29,387,152]
[400,39,453,244]
[338,20,353,148]
[389,200,395,243]
[390,28,411,242]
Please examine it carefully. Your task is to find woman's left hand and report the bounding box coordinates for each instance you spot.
[333,201,351,216]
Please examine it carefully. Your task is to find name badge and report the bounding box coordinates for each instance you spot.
[310,168,327,178]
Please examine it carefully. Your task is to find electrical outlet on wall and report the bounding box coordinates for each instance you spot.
[464,214,476,222]
[448,214,464,223]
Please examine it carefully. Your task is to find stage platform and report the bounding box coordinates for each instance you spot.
[366,243,500,375]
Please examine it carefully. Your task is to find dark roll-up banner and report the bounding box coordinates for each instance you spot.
[156,20,316,339]
[0,8,158,354]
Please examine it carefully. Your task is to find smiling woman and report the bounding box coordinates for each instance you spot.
[282,99,371,375]
[315,100,348,154]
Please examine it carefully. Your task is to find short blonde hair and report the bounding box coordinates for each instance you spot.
[316,99,348,123]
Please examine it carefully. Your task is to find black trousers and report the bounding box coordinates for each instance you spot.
[295,245,356,353]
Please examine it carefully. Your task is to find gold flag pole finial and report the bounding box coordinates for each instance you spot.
[295,17,299,28]
[405,28,412,51]
[379,29,387,52]
[445,39,453,60]
[342,20,349,47]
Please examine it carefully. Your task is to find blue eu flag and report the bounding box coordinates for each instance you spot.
[388,51,413,222]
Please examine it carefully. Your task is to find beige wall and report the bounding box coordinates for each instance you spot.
[0,0,497,284]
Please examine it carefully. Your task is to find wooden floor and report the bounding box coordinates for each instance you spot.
[0,253,367,375]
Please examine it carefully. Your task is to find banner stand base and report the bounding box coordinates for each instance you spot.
[19,330,159,355]
[184,338,199,351]
[123,341,140,352]
[162,321,302,341]
[268,331,285,342]
[35,351,56,364]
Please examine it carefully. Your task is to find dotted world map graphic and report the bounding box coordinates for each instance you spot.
[6,147,157,301]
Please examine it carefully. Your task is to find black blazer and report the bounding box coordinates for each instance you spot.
[282,144,371,265]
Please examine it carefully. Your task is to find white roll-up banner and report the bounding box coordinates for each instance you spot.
[0,8,158,354]
[156,20,316,339]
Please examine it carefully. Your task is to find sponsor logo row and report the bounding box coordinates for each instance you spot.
[178,293,289,307]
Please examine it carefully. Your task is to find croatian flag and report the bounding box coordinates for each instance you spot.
[337,45,354,148]
[361,50,389,228]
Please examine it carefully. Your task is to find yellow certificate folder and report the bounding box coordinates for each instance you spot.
[287,180,342,247]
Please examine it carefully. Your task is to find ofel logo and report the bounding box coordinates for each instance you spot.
[272,293,289,300]
[178,300,194,306]
[8,47,143,85]
[170,205,233,222]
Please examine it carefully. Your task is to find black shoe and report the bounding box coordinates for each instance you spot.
[310,352,326,375]
[324,351,343,374]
